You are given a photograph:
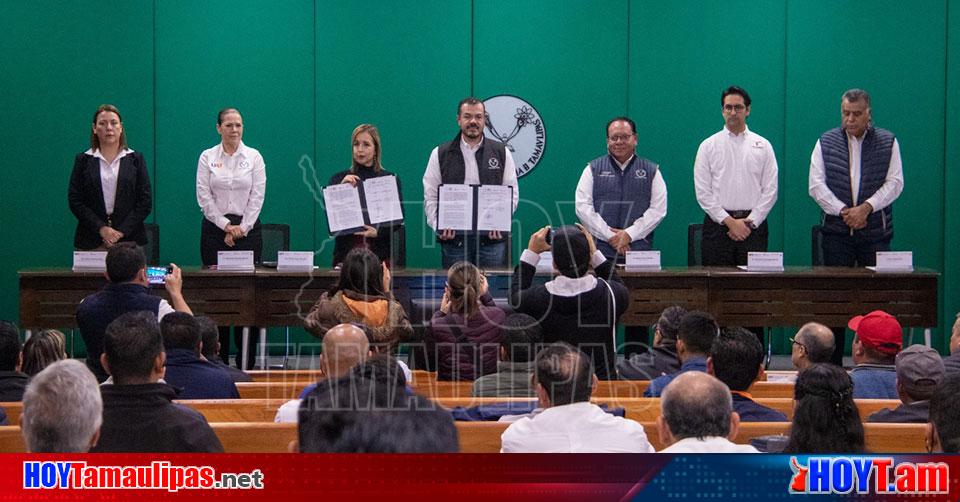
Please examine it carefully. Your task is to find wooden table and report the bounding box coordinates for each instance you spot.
[20,266,938,329]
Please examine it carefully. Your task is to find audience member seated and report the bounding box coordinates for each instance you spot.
[473,313,542,398]
[848,310,902,398]
[500,343,654,453]
[76,242,191,381]
[296,375,457,453]
[510,225,628,380]
[276,323,370,422]
[868,344,944,423]
[783,363,865,454]
[644,311,717,397]
[617,306,685,380]
[92,311,223,452]
[790,322,835,372]
[657,372,759,453]
[305,248,412,352]
[708,327,787,422]
[943,313,960,376]
[161,312,239,399]
[427,261,504,381]
[196,316,252,383]
[21,329,68,377]
[0,320,27,401]
[927,373,960,453]
[21,360,102,452]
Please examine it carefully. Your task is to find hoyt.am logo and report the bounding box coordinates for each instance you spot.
[789,456,948,495]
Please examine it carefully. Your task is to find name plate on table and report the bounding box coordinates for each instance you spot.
[625,251,661,271]
[536,251,554,273]
[217,251,254,271]
[738,252,784,272]
[868,251,913,272]
[72,251,107,272]
[277,251,315,272]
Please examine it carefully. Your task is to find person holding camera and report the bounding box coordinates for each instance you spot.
[509,224,628,380]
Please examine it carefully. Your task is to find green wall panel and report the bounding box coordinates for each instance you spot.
[314,0,472,268]
[944,0,960,348]
[155,0,316,267]
[629,0,787,266]
[0,0,154,330]
[473,0,630,250]
[1,0,957,353]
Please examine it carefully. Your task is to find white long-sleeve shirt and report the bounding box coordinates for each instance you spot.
[574,154,667,242]
[196,141,267,234]
[693,126,778,225]
[86,147,133,215]
[422,137,518,232]
[807,135,903,216]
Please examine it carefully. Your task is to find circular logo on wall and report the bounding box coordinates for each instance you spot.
[483,95,546,178]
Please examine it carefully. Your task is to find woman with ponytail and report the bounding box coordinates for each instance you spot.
[427,261,505,381]
[784,363,866,453]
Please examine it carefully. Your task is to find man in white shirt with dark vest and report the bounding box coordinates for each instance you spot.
[423,97,519,268]
[694,86,778,267]
[575,116,667,262]
[808,89,904,364]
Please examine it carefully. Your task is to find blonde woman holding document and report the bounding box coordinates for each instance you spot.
[329,124,404,268]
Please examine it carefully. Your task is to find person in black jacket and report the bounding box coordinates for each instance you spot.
[329,124,404,267]
[0,321,27,402]
[68,104,152,250]
[93,311,223,453]
[510,224,628,380]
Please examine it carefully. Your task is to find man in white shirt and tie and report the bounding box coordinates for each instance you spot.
[694,86,779,267]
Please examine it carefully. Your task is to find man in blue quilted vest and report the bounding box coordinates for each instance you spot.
[808,89,904,364]
[575,116,668,262]
[808,88,904,267]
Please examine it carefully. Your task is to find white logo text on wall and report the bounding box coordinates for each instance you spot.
[482,95,546,178]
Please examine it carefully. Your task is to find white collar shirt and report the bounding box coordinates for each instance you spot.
[574,153,668,242]
[520,249,608,297]
[693,125,779,225]
[196,141,267,233]
[807,133,903,215]
[660,436,760,453]
[500,401,655,453]
[87,147,133,215]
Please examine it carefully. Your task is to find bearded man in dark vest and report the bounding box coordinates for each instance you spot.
[808,88,904,364]
[423,97,519,268]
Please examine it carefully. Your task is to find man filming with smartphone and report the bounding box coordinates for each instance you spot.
[76,242,191,382]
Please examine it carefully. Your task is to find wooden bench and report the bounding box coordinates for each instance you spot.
[0,420,928,453]
[455,421,929,453]
[409,379,797,399]
[0,397,902,426]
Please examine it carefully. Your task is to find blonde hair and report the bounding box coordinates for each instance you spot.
[21,330,68,377]
[446,261,482,318]
[351,124,383,173]
[89,104,127,150]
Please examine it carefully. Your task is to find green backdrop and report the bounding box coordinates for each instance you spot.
[1,0,956,356]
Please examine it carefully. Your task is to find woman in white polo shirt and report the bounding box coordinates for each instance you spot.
[196,107,267,266]
[196,107,267,369]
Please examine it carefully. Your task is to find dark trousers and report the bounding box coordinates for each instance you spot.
[202,214,262,370]
[700,213,768,267]
[822,231,891,365]
[822,232,891,267]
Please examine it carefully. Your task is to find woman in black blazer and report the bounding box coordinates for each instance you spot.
[68,104,152,250]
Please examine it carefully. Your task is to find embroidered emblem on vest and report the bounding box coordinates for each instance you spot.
[487,157,500,169]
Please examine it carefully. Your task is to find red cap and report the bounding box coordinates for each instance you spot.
[848,310,903,355]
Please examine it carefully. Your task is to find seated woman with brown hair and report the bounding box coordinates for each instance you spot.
[427,261,505,381]
[305,248,412,352]
[21,330,68,377]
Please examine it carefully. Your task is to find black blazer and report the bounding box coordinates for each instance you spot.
[68,151,153,249]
